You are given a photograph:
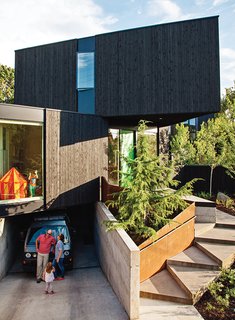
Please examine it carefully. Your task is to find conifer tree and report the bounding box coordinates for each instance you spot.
[170,123,195,170]
[106,120,196,240]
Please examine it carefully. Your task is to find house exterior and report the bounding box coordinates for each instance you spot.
[0,16,220,216]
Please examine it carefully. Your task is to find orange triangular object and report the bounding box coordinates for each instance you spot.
[0,167,27,200]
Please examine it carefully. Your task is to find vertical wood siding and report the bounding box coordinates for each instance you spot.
[45,109,108,209]
[15,40,78,112]
[95,17,220,117]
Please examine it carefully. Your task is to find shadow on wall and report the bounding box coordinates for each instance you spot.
[0,178,100,217]
[59,112,108,147]
[45,178,100,210]
[0,199,44,218]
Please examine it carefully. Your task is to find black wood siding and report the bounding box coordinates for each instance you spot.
[176,165,235,196]
[95,17,220,118]
[15,40,78,112]
[45,110,108,209]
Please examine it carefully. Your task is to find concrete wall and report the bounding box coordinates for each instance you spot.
[95,202,140,320]
[183,195,216,223]
[195,206,216,223]
[0,218,17,279]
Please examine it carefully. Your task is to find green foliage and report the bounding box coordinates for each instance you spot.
[221,82,235,119]
[216,197,235,210]
[206,268,235,312]
[170,82,235,197]
[170,123,195,169]
[194,110,235,195]
[106,120,196,240]
[194,116,232,168]
[195,191,212,200]
[0,64,14,103]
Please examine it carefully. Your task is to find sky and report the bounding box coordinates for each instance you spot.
[0,0,234,94]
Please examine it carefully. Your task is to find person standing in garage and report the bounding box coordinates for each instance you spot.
[35,229,56,283]
[53,233,65,280]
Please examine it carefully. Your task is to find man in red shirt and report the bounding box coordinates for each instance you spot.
[35,229,56,283]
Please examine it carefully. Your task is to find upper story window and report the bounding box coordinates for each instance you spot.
[77,52,94,89]
[77,37,95,114]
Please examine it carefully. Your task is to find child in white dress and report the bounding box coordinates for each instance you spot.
[43,262,55,294]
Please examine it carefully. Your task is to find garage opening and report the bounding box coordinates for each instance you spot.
[4,203,98,278]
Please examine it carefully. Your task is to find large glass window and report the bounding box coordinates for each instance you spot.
[183,118,197,141]
[120,130,135,186]
[108,129,119,185]
[0,120,43,203]
[108,129,135,186]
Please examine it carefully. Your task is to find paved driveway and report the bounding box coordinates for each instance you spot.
[0,239,128,320]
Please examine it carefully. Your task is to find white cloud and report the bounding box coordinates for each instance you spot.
[212,0,229,6]
[221,48,235,59]
[0,0,118,67]
[195,0,206,5]
[220,48,235,91]
[146,0,191,21]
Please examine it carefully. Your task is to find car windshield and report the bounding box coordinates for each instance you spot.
[27,225,70,246]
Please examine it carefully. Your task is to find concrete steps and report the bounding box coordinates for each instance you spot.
[167,265,219,304]
[167,246,219,270]
[140,269,192,304]
[195,226,235,245]
[140,217,235,305]
[195,241,235,267]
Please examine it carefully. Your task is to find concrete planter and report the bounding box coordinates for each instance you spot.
[95,202,140,320]
[139,202,196,282]
[95,201,195,318]
[101,177,196,283]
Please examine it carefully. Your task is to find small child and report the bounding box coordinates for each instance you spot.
[43,262,55,294]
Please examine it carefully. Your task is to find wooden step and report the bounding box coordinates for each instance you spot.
[167,264,220,304]
[195,241,235,268]
[140,269,192,305]
[167,246,219,270]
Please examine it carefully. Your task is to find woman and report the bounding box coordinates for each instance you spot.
[53,233,65,280]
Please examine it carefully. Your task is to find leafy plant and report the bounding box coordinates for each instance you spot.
[194,113,235,196]
[195,191,212,200]
[105,120,197,240]
[216,197,235,210]
[0,64,14,103]
[206,268,235,312]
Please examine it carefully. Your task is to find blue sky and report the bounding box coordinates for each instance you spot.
[0,0,234,93]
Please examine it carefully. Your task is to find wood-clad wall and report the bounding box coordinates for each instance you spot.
[15,40,78,112]
[45,109,108,209]
[95,16,220,117]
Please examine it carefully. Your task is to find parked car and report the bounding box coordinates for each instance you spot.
[22,214,73,270]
